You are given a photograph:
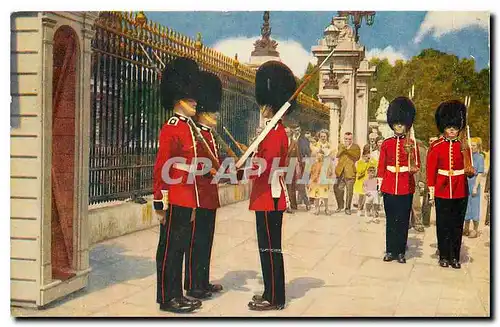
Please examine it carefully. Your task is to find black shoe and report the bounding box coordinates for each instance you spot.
[182,296,203,308]
[207,283,223,293]
[439,258,449,268]
[248,299,284,311]
[397,253,406,264]
[450,259,461,269]
[252,294,265,303]
[186,289,212,300]
[383,253,395,262]
[159,298,199,313]
[345,209,351,215]
[334,208,343,213]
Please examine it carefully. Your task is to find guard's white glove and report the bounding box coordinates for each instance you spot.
[153,190,169,225]
[428,186,435,207]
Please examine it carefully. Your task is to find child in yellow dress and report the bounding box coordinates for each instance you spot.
[308,130,333,215]
[354,145,378,217]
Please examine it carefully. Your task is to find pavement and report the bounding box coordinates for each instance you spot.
[11,199,490,317]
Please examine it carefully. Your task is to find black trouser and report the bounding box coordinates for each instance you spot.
[184,208,217,291]
[156,204,193,304]
[286,182,298,210]
[383,193,413,255]
[435,198,468,262]
[255,198,285,306]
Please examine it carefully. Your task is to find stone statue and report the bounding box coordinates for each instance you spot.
[375,97,389,119]
[323,62,339,90]
[252,11,279,57]
[375,97,393,138]
[261,11,271,39]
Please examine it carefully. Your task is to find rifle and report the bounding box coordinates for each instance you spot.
[235,47,338,169]
[462,96,475,176]
[405,85,419,172]
[223,126,246,155]
[212,128,238,160]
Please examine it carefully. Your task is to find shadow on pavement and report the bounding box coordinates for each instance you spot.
[286,277,325,302]
[41,243,156,309]
[211,270,259,293]
[428,241,473,263]
[406,235,423,259]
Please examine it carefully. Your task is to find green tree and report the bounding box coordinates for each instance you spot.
[368,49,490,149]
[299,62,320,100]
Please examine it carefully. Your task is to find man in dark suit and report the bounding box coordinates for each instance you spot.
[296,126,311,210]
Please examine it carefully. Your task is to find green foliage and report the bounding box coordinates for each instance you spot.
[369,49,490,149]
[299,62,320,100]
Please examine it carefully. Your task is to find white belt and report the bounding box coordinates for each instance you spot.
[387,166,408,173]
[173,163,197,173]
[438,169,464,176]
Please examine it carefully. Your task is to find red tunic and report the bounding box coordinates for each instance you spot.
[377,135,420,195]
[426,137,469,199]
[195,124,221,209]
[153,114,199,209]
[249,120,289,211]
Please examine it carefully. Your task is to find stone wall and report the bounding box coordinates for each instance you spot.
[88,183,251,245]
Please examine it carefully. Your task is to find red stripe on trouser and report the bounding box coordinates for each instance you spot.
[161,204,173,303]
[188,215,196,289]
[264,212,275,303]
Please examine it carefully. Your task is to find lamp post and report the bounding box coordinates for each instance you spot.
[337,11,376,43]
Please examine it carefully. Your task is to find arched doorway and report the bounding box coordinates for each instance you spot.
[51,25,79,281]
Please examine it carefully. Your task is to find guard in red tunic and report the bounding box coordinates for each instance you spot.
[153,57,202,313]
[184,71,224,299]
[427,100,472,269]
[246,61,295,311]
[377,97,420,264]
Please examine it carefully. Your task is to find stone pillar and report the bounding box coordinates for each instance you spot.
[343,67,357,136]
[321,94,343,154]
[38,11,96,307]
[355,59,376,147]
[312,16,365,151]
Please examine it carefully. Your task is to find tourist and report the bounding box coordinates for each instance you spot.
[484,169,490,226]
[308,129,332,215]
[363,165,379,221]
[409,139,428,232]
[334,132,361,215]
[464,137,485,238]
[296,126,311,210]
[354,145,377,217]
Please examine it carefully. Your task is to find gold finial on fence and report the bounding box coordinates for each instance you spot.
[136,11,147,26]
[234,53,240,71]
[195,32,203,51]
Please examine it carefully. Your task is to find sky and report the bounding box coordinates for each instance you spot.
[145,11,490,77]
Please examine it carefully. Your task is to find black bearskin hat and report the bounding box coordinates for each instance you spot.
[255,61,297,114]
[435,100,467,133]
[387,96,416,130]
[160,57,200,110]
[196,71,222,113]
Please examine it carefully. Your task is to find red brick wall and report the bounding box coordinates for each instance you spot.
[51,26,78,280]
